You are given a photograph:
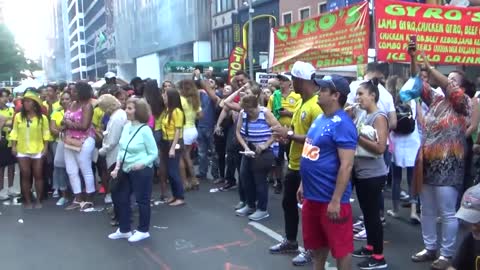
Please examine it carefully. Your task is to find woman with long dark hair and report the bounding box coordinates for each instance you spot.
[9,89,51,208]
[63,82,96,211]
[161,89,185,206]
[143,80,167,200]
[178,80,202,191]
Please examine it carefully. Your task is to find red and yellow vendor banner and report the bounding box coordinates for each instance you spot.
[270,2,370,72]
[375,0,480,65]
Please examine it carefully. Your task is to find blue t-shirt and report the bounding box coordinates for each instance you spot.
[300,110,358,203]
[198,91,216,129]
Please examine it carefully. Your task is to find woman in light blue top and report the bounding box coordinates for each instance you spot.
[109,98,158,243]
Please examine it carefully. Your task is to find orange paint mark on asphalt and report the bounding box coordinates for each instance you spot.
[225,262,250,270]
[191,227,258,254]
[143,247,172,270]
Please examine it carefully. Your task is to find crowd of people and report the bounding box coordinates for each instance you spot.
[0,43,479,269]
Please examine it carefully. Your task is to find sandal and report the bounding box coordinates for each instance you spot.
[80,201,94,211]
[65,200,83,210]
[165,198,176,204]
[169,200,185,207]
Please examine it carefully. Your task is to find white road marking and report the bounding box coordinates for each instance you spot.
[248,221,337,270]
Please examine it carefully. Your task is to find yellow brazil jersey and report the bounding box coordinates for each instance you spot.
[0,107,15,147]
[181,96,201,129]
[154,115,162,131]
[161,108,184,141]
[9,114,52,154]
[92,107,105,130]
[267,90,301,127]
[50,109,64,141]
[289,95,323,171]
[43,100,61,117]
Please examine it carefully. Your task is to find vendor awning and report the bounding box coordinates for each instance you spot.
[163,60,228,74]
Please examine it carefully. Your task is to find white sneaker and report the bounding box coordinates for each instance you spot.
[56,197,68,206]
[108,229,132,240]
[7,188,20,197]
[354,229,367,241]
[0,189,8,201]
[128,231,150,242]
[52,190,59,198]
[104,193,112,204]
[235,205,255,217]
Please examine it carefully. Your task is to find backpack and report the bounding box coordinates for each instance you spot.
[394,102,415,135]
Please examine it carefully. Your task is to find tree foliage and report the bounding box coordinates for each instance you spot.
[0,24,40,81]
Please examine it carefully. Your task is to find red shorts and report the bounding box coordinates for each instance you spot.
[301,199,353,259]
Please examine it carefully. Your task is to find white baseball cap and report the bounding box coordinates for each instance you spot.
[289,61,316,81]
[105,72,116,79]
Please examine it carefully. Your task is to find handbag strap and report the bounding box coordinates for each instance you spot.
[120,124,146,169]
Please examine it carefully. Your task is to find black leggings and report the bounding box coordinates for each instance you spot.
[214,133,226,179]
[355,175,386,255]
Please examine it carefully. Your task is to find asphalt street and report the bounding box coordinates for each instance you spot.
[0,174,465,270]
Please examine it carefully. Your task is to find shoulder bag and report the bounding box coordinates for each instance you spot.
[109,124,146,192]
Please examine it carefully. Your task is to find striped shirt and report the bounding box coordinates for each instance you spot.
[240,107,272,145]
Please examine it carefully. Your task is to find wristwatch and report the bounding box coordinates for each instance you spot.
[287,130,294,139]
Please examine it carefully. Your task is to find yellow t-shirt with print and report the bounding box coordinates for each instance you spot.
[267,90,301,127]
[9,114,52,154]
[289,95,323,171]
[0,107,15,147]
[92,107,105,130]
[161,108,184,140]
[43,100,61,117]
[181,96,201,129]
[50,109,64,141]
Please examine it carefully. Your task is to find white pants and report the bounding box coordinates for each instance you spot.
[420,184,459,257]
[64,137,95,194]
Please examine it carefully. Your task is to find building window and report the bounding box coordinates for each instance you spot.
[80,58,86,66]
[299,7,310,20]
[216,0,234,14]
[213,27,233,60]
[80,45,86,53]
[79,32,85,40]
[81,72,87,79]
[79,18,84,26]
[282,12,292,25]
[319,2,327,14]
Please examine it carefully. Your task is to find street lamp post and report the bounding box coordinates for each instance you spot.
[85,43,98,80]
[248,0,254,80]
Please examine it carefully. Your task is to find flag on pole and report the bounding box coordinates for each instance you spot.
[96,31,107,49]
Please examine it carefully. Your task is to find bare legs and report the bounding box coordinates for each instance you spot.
[312,249,351,270]
[0,164,15,191]
[18,157,44,208]
[182,144,198,190]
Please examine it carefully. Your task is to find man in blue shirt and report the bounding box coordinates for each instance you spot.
[197,80,220,181]
[299,75,358,270]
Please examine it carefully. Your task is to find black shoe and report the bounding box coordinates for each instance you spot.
[220,182,237,191]
[274,183,282,194]
[269,240,299,254]
[358,256,388,269]
[352,247,373,258]
[411,249,437,263]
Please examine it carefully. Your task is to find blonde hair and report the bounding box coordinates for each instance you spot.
[126,97,152,123]
[97,94,121,114]
[178,79,200,111]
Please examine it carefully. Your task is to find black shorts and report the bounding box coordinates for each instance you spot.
[0,146,16,167]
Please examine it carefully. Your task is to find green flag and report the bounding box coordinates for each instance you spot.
[96,32,107,48]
